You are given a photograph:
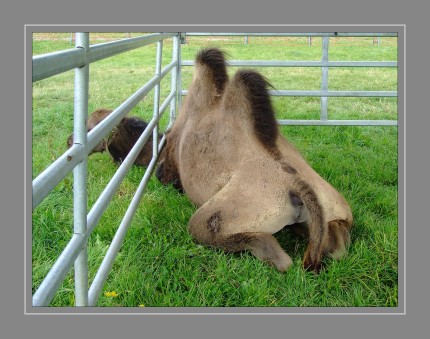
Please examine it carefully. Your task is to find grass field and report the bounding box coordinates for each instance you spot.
[32,34,398,307]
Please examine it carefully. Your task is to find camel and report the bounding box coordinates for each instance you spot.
[67,108,158,167]
[156,48,353,273]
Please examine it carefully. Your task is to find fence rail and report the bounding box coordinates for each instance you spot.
[31,31,397,307]
[185,32,398,37]
[32,33,176,82]
[182,60,397,68]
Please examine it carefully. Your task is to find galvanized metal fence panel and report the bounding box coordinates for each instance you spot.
[32,33,182,306]
[32,57,178,209]
[182,32,398,126]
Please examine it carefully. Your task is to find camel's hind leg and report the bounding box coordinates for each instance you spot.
[324,219,351,260]
[187,196,293,272]
[287,219,352,262]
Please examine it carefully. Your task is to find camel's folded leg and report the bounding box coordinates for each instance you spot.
[187,191,293,272]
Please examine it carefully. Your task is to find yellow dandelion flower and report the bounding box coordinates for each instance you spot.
[104,291,119,298]
[138,304,145,307]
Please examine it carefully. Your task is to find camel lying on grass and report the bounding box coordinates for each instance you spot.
[156,48,353,273]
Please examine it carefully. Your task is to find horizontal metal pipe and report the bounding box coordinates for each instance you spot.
[277,119,397,126]
[181,60,397,68]
[87,33,175,65]
[32,59,177,210]
[88,150,160,306]
[33,48,86,82]
[270,90,397,97]
[186,32,398,37]
[33,33,176,82]
[182,89,397,98]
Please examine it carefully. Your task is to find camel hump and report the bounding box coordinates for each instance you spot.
[195,48,228,94]
[229,70,279,154]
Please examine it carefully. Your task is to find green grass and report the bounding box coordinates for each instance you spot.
[32,34,398,308]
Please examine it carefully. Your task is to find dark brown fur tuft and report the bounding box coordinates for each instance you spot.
[107,117,148,164]
[155,132,184,192]
[291,178,326,272]
[195,48,229,94]
[107,116,161,167]
[234,70,279,155]
[207,211,222,234]
[281,162,297,174]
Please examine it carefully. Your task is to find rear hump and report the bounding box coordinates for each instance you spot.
[228,70,279,156]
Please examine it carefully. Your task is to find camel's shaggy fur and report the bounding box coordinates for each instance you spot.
[156,48,352,273]
[67,108,158,167]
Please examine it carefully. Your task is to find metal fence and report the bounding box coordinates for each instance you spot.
[31,31,397,307]
[32,32,182,306]
[184,32,398,126]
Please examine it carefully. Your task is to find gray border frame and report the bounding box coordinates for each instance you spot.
[5,0,430,336]
[26,24,404,315]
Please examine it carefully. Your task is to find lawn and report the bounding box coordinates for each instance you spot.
[31,33,398,307]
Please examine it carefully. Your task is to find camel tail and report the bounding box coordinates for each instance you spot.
[290,177,326,273]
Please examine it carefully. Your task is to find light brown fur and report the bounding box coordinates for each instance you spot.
[156,48,353,272]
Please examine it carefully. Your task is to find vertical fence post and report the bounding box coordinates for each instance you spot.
[320,37,329,121]
[73,32,89,306]
[169,35,179,125]
[172,34,182,123]
[153,41,163,158]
